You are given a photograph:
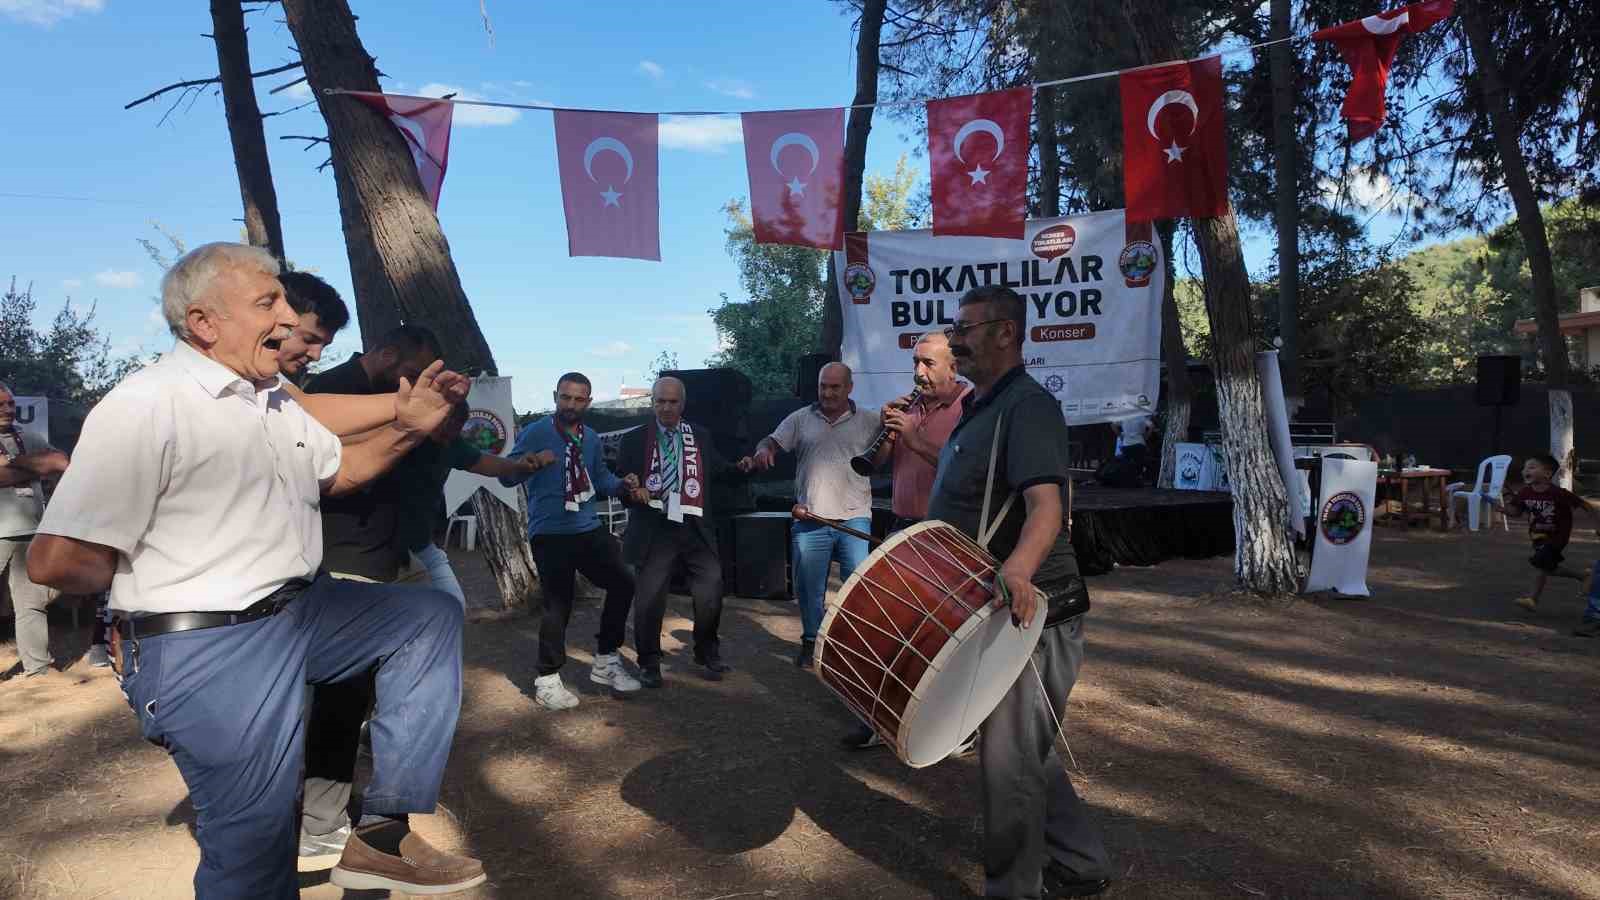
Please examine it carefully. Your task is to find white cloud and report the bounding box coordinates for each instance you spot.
[706,79,755,100]
[589,340,633,359]
[1318,168,1419,215]
[284,80,313,100]
[658,115,743,153]
[0,0,104,27]
[416,82,522,127]
[94,270,141,290]
[637,60,665,80]
[61,278,82,291]
[512,80,535,89]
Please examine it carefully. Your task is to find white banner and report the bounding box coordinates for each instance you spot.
[834,210,1164,425]
[15,396,48,448]
[1256,351,1305,537]
[443,376,522,516]
[1304,458,1378,597]
[1172,441,1229,492]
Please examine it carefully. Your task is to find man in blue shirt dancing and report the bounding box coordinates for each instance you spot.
[502,372,642,709]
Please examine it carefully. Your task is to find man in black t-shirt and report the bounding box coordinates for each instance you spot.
[297,323,443,870]
[929,286,1112,899]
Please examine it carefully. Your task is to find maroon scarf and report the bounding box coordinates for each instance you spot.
[643,422,704,522]
[561,426,594,512]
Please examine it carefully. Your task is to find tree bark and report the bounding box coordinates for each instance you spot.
[1036,86,1061,218]
[210,0,286,261]
[284,0,533,608]
[282,0,496,368]
[1461,1,1573,486]
[818,0,887,359]
[1156,221,1193,489]
[1268,0,1300,413]
[1120,1,1300,593]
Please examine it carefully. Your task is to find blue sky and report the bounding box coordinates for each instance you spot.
[1,0,1423,412]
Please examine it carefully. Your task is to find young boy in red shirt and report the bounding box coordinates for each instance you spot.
[1500,454,1600,614]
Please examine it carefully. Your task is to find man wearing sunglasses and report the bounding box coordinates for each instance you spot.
[928,285,1112,899]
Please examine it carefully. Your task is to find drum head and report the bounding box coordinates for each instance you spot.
[898,594,1045,768]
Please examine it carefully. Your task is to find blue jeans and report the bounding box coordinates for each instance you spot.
[118,575,463,899]
[1586,561,1600,622]
[791,517,871,642]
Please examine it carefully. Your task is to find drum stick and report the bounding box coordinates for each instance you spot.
[793,510,881,546]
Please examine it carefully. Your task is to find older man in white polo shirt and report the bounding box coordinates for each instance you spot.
[26,243,485,898]
[750,362,881,667]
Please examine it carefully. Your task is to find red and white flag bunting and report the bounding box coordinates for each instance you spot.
[926,87,1032,238]
[554,110,661,261]
[352,93,454,210]
[1313,1,1456,142]
[740,108,847,250]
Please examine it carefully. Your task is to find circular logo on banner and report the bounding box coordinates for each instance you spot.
[843,263,876,301]
[1319,491,1367,546]
[461,409,508,455]
[1118,241,1158,287]
[1044,373,1066,394]
[645,473,662,492]
[1178,450,1204,485]
[1030,224,1078,260]
[684,480,701,499]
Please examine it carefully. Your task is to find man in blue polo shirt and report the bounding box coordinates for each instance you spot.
[502,372,640,709]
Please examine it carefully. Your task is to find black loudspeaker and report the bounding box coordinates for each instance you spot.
[1475,355,1521,406]
[733,512,791,599]
[796,353,832,402]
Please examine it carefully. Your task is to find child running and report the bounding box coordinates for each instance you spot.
[1499,454,1600,617]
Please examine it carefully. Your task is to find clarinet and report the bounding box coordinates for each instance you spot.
[850,388,922,476]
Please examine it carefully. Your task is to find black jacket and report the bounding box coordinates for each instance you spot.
[612,421,744,565]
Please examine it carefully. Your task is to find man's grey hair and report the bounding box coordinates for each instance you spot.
[161,242,281,339]
[652,375,686,401]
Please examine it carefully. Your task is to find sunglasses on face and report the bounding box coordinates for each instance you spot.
[943,317,1008,339]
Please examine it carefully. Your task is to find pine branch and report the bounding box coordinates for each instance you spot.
[125,60,302,110]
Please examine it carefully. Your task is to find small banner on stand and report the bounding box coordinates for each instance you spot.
[1256,350,1305,537]
[15,396,48,449]
[444,376,523,517]
[1305,457,1378,597]
[1172,442,1211,491]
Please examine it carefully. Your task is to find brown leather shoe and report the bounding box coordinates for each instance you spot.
[330,829,486,894]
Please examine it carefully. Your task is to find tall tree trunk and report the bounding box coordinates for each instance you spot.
[1461,2,1574,486]
[284,0,533,610]
[1156,221,1193,489]
[1120,1,1299,593]
[1036,86,1061,217]
[210,0,285,261]
[818,0,887,359]
[1268,0,1301,414]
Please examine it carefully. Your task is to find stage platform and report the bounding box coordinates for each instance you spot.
[1070,484,1234,576]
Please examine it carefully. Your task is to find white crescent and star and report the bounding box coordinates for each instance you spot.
[1145,90,1201,165]
[1361,11,1410,35]
[391,115,430,173]
[770,132,820,197]
[953,118,1005,186]
[582,137,635,207]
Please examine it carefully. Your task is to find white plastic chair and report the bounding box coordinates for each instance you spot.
[445,514,477,551]
[1448,455,1512,531]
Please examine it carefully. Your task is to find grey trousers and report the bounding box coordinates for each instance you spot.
[979,615,1111,899]
[3,537,55,675]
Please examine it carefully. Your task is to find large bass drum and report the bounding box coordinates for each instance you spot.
[814,520,1044,767]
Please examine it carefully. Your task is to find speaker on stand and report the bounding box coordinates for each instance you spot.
[1475,354,1521,457]
[795,352,832,403]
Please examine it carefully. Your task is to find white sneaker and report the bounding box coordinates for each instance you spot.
[298,822,351,872]
[534,673,580,710]
[590,652,641,692]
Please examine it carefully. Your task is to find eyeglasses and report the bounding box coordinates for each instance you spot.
[943,318,1008,339]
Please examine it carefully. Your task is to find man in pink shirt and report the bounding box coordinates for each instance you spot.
[843,331,971,750]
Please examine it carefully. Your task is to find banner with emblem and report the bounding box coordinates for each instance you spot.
[443,376,522,516]
[834,210,1163,425]
[1304,457,1378,596]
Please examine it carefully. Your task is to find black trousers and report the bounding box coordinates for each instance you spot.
[632,524,724,668]
[530,526,634,676]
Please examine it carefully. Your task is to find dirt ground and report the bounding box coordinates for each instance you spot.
[3,524,1598,900]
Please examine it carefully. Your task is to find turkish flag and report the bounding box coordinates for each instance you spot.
[554,110,660,260]
[1314,1,1455,142]
[1120,56,1229,222]
[927,87,1031,238]
[351,92,454,210]
[741,108,846,249]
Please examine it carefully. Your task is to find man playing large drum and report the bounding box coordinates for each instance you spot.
[931,285,1113,899]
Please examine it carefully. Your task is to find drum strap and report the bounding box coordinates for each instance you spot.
[978,412,1018,551]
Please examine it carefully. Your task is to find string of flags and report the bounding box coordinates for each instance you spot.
[336,0,1454,260]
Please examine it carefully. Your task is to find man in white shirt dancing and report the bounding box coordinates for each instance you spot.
[27,243,485,898]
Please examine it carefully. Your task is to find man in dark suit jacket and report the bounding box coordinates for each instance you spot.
[614,376,753,687]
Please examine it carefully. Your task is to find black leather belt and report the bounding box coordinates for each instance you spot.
[117,579,312,640]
